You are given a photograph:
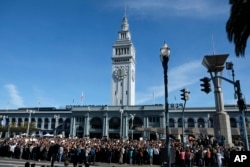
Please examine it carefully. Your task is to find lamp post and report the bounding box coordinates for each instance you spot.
[119,109,124,139]
[130,114,136,140]
[160,41,171,167]
[0,115,8,138]
[0,115,8,126]
[54,114,60,136]
[207,114,210,128]
[26,109,35,137]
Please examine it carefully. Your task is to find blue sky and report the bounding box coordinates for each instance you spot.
[0,0,249,109]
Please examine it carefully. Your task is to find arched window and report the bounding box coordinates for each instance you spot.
[169,118,175,127]
[129,117,143,129]
[37,118,42,128]
[44,118,49,129]
[187,118,195,127]
[18,118,22,127]
[90,117,102,129]
[51,118,56,129]
[178,118,183,127]
[65,118,71,130]
[109,117,120,129]
[197,118,205,127]
[230,118,237,128]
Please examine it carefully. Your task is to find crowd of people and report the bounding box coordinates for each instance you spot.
[0,134,245,167]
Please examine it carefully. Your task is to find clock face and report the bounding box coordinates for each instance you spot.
[113,66,127,80]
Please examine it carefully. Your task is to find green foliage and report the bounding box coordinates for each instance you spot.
[226,0,250,57]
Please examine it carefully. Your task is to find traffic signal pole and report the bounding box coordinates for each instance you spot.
[214,75,249,151]
[181,100,187,145]
[180,89,190,146]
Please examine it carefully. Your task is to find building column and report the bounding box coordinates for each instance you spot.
[143,116,148,139]
[84,113,89,137]
[160,112,165,128]
[205,119,209,128]
[194,118,198,128]
[102,113,109,137]
[123,113,128,140]
[49,118,52,130]
[41,118,45,130]
[21,118,25,127]
[70,116,76,138]
[174,118,178,128]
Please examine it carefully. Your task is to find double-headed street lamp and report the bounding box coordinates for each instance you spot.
[130,114,136,140]
[119,109,124,139]
[160,41,171,167]
[26,109,35,136]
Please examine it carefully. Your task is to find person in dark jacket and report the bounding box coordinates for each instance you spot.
[48,142,60,167]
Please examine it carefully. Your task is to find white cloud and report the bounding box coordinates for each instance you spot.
[4,84,24,107]
[136,60,201,104]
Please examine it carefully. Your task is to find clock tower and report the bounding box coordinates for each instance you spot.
[111,16,136,106]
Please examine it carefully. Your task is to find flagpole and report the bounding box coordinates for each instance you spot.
[153,91,155,104]
[6,101,9,112]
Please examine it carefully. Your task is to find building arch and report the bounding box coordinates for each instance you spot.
[76,125,84,138]
[90,117,102,129]
[187,118,195,127]
[64,118,71,130]
[51,118,56,129]
[197,118,205,127]
[208,117,214,127]
[129,116,143,129]
[109,117,120,129]
[178,118,183,127]
[169,118,175,127]
[37,118,42,129]
[230,118,237,128]
[18,118,22,127]
[44,118,49,129]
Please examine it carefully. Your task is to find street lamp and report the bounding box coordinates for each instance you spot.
[130,114,136,140]
[0,115,8,126]
[119,109,124,139]
[54,114,60,136]
[26,109,35,137]
[0,115,8,138]
[160,41,171,167]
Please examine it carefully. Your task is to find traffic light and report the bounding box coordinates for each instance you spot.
[200,77,211,94]
[180,88,190,101]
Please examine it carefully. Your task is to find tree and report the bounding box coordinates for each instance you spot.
[226,0,250,57]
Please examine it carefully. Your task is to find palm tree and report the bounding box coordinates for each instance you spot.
[226,0,250,57]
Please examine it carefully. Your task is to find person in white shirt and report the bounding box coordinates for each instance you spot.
[216,148,224,167]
